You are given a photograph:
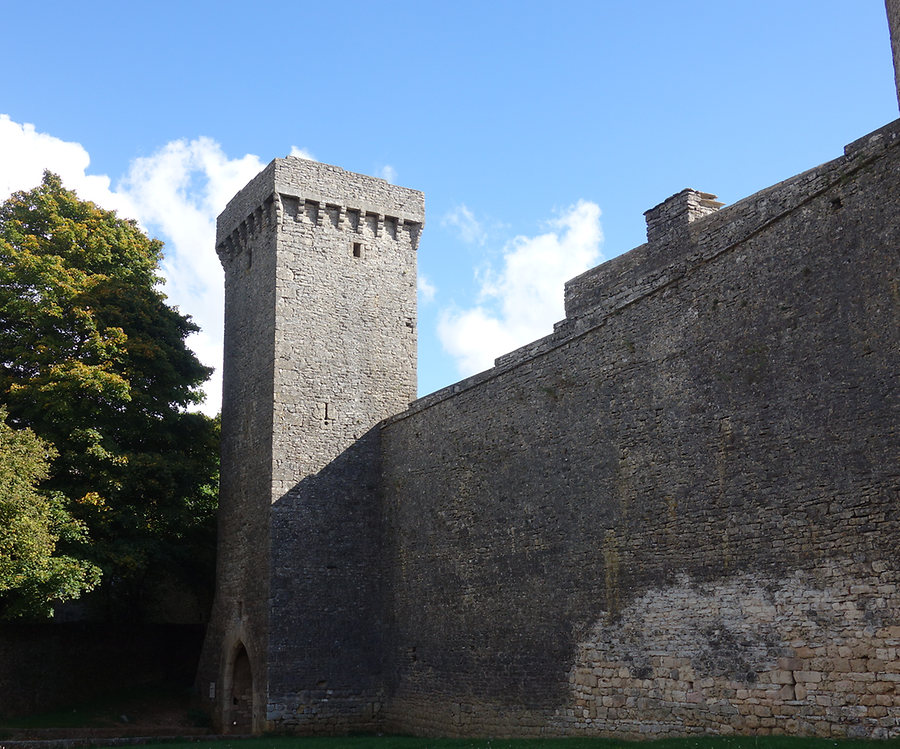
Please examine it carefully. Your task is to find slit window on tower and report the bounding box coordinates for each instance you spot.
[352,241,363,258]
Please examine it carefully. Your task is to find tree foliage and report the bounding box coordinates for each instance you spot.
[0,407,101,618]
[0,172,219,619]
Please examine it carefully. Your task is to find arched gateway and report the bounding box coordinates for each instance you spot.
[225,643,253,733]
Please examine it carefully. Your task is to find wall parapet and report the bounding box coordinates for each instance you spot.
[217,157,424,246]
[387,117,900,426]
[566,117,900,321]
[216,190,423,265]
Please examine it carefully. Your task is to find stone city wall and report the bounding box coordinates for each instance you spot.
[378,120,900,739]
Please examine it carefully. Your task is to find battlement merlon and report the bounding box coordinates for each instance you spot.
[644,188,724,245]
[215,156,426,249]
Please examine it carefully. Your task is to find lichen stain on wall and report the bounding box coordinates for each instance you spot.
[559,561,900,739]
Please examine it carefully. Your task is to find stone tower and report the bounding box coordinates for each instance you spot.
[888,0,900,107]
[196,157,424,733]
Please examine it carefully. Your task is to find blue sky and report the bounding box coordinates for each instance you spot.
[1,1,897,413]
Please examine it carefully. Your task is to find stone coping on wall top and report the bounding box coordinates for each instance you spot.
[385,117,900,427]
[844,117,900,155]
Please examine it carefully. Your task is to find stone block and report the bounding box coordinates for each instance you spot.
[770,669,795,684]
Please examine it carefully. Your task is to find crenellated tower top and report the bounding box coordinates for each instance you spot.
[216,157,424,265]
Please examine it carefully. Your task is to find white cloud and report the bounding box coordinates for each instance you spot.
[442,204,486,245]
[378,165,398,184]
[289,146,316,161]
[418,273,437,304]
[0,116,267,415]
[0,114,135,217]
[0,116,604,410]
[438,200,603,377]
[115,138,266,413]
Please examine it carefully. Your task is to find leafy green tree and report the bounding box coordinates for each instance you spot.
[0,407,101,618]
[0,172,219,619]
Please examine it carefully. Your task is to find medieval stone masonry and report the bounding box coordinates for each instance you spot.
[197,2,900,739]
[197,157,422,734]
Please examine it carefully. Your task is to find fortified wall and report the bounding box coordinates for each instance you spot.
[379,122,900,739]
[198,2,900,740]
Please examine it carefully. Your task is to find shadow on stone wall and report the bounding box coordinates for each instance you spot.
[260,425,388,732]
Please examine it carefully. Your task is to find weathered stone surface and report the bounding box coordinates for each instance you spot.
[199,11,900,737]
[196,158,422,733]
[378,121,900,738]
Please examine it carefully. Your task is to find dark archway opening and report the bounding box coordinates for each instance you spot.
[230,644,253,733]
